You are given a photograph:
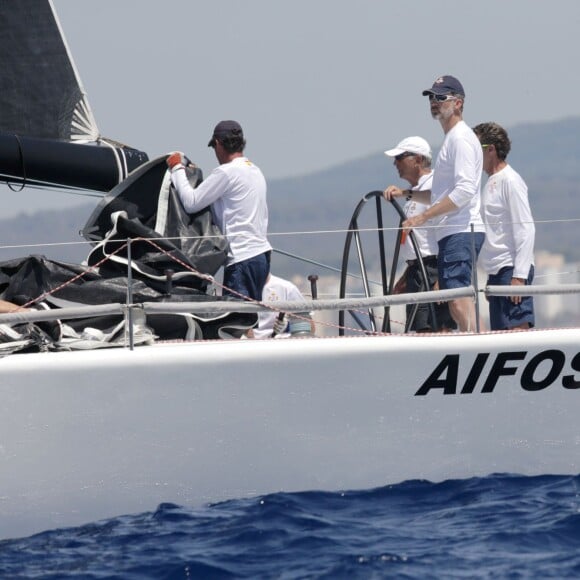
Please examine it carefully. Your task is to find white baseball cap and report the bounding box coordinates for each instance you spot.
[384,136,432,161]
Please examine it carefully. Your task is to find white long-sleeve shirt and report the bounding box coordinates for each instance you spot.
[171,157,271,265]
[479,164,535,277]
[431,120,485,241]
[401,171,438,261]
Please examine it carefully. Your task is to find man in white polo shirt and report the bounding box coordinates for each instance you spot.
[167,120,272,301]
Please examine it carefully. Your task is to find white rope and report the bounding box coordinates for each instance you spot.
[99,139,126,184]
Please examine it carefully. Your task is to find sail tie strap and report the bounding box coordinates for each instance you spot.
[6,135,26,192]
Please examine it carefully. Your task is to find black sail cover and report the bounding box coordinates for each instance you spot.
[83,157,230,290]
[0,0,148,190]
[0,157,258,349]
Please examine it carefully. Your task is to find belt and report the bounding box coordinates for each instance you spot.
[406,255,437,266]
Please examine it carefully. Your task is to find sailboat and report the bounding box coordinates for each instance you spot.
[0,0,579,541]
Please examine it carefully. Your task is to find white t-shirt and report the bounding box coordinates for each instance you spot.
[431,120,485,241]
[253,275,306,339]
[401,171,438,261]
[172,156,271,265]
[479,164,535,277]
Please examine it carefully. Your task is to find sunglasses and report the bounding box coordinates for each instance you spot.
[428,94,458,102]
[394,152,416,162]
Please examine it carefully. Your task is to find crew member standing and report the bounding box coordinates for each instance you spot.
[167,120,271,301]
[473,122,535,330]
[383,136,455,332]
[384,75,486,332]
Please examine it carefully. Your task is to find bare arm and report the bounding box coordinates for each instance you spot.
[0,300,26,314]
[383,186,431,205]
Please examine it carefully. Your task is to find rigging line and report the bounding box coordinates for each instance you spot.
[534,267,580,280]
[533,218,580,225]
[268,226,405,236]
[267,218,580,238]
[267,222,469,236]
[0,177,104,199]
[272,248,383,287]
[0,240,94,252]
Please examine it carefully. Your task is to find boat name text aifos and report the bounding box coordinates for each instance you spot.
[415,349,580,396]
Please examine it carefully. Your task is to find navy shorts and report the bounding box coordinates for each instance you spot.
[223,251,271,301]
[437,232,485,290]
[406,257,456,332]
[487,265,535,330]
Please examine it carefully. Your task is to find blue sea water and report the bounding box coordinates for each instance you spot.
[1,474,580,579]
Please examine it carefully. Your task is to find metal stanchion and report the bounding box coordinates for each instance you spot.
[126,238,134,350]
[470,224,480,333]
[308,274,319,299]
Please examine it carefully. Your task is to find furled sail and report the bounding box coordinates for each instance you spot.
[0,0,148,191]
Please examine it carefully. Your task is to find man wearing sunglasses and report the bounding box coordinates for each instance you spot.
[383,136,456,333]
[473,122,535,331]
[384,75,485,332]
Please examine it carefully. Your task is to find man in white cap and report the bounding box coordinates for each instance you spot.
[383,136,456,332]
[166,120,272,301]
[384,75,485,332]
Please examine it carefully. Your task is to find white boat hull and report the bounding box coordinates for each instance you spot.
[1,328,579,539]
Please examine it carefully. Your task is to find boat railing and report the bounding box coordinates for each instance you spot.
[486,284,580,297]
[1,192,580,345]
[1,283,580,326]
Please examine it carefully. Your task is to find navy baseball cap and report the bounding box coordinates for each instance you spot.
[422,75,465,97]
[208,120,244,147]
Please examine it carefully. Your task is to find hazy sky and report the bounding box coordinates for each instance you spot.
[3,0,580,217]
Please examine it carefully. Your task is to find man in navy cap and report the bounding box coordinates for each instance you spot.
[167,120,271,302]
[384,75,485,332]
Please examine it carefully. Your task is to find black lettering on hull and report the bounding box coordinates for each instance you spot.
[415,348,580,396]
[563,352,580,389]
[460,353,490,394]
[482,352,526,393]
[521,350,565,391]
[415,354,459,396]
